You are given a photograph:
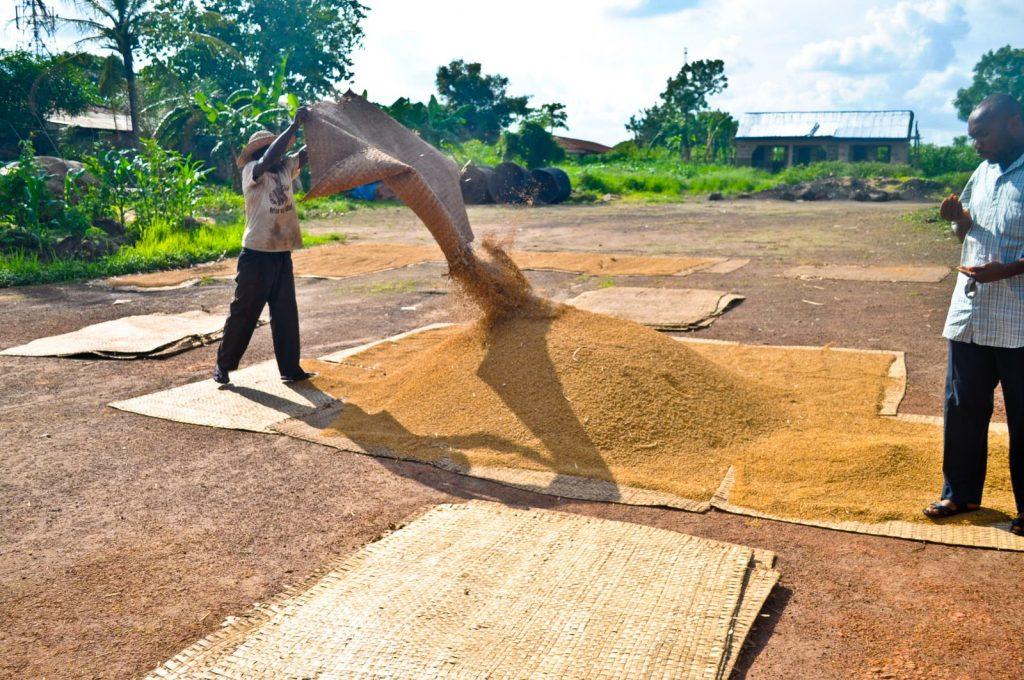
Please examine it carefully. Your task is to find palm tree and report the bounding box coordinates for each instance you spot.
[59,0,236,143]
[59,0,151,141]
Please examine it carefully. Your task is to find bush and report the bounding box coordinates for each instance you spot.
[0,142,94,255]
[913,141,978,178]
[82,139,209,235]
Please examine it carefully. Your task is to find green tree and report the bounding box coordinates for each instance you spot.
[627,58,728,160]
[435,60,531,143]
[503,120,565,168]
[531,102,568,132]
[146,0,367,102]
[0,50,97,156]
[955,45,1024,120]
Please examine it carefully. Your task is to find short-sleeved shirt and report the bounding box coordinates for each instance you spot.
[942,152,1024,348]
[241,155,303,252]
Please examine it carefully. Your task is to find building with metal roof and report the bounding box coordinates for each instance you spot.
[553,135,613,156]
[735,110,917,171]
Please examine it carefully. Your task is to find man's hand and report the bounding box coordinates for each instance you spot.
[940,193,972,227]
[957,261,1021,283]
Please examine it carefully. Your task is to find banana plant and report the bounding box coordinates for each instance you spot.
[154,55,295,183]
[381,94,470,146]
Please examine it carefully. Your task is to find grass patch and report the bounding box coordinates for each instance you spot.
[0,219,346,288]
[367,280,419,294]
[900,206,956,241]
[597,277,616,289]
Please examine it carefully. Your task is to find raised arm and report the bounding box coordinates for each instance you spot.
[252,106,310,181]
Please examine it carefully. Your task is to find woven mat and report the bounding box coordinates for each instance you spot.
[566,287,744,330]
[0,311,232,358]
[784,264,950,283]
[511,251,724,277]
[146,501,777,679]
[106,248,747,290]
[109,360,338,433]
[306,92,473,265]
[711,467,1024,551]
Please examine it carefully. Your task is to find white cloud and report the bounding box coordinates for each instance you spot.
[791,1,968,74]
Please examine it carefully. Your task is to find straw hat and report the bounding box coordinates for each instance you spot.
[236,129,294,168]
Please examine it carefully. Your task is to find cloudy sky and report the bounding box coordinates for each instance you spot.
[4,0,1022,144]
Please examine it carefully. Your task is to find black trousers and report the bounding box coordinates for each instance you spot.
[217,249,302,377]
[942,340,1024,512]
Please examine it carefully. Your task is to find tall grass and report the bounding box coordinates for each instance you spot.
[0,219,344,287]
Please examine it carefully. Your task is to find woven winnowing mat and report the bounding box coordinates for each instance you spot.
[784,264,949,283]
[306,92,473,264]
[110,360,338,433]
[510,251,722,277]
[711,466,1024,551]
[272,409,709,512]
[105,261,236,290]
[146,502,778,680]
[566,287,745,331]
[0,311,232,358]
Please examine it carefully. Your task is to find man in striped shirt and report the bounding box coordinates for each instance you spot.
[923,94,1024,535]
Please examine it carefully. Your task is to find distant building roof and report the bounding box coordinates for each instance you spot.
[47,106,133,132]
[554,135,613,155]
[736,110,913,140]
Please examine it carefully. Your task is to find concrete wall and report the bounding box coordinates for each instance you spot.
[736,138,910,169]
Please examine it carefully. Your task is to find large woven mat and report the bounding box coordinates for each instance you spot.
[566,287,744,330]
[784,264,949,283]
[0,311,232,358]
[146,501,778,679]
[711,467,1024,551]
[306,92,473,264]
[511,251,736,277]
[106,248,747,290]
[109,360,338,432]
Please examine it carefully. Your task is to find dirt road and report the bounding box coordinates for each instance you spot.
[2,200,1021,679]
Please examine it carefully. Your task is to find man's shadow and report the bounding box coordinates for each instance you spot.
[320,315,620,501]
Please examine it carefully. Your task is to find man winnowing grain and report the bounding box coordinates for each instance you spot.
[923,94,1024,535]
[213,106,315,385]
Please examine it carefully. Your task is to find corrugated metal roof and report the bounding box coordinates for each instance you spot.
[736,110,913,140]
[47,106,133,132]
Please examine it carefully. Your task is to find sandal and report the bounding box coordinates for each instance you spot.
[923,501,978,519]
[1011,516,1024,536]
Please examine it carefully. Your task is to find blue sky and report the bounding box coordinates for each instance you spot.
[3,0,1022,145]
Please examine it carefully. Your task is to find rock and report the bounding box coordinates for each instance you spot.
[93,217,126,237]
[707,192,724,201]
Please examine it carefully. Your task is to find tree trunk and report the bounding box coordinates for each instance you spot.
[122,47,141,144]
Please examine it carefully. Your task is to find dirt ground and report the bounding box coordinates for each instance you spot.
[2,200,1022,679]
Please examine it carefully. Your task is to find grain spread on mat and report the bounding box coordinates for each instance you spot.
[311,313,1016,525]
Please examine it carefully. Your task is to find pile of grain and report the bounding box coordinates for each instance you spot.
[311,305,784,502]
[310,321,1018,525]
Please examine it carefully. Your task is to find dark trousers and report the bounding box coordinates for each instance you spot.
[217,249,302,377]
[942,340,1024,512]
